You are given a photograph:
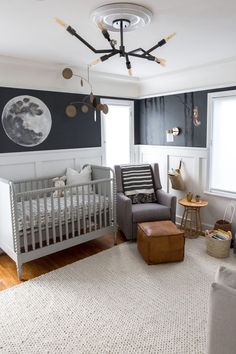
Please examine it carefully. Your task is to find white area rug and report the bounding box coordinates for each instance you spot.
[0,238,236,354]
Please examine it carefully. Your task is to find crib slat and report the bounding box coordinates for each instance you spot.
[108,183,112,227]
[44,192,49,246]
[51,193,56,244]
[58,193,63,242]
[36,194,43,248]
[88,185,91,232]
[64,190,69,240]
[29,195,35,250]
[76,186,81,236]
[104,182,107,227]
[21,196,28,253]
[82,185,86,234]
[98,183,102,229]
[93,183,97,231]
[70,187,75,238]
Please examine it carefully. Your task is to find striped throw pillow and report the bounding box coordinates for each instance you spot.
[121,164,157,204]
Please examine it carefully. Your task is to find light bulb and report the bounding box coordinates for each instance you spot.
[55,17,67,28]
[155,58,166,67]
[128,68,133,76]
[165,32,176,42]
[90,58,102,66]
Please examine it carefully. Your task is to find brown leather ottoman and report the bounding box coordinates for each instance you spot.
[137,220,185,264]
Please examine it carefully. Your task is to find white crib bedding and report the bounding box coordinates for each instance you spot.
[17,194,108,233]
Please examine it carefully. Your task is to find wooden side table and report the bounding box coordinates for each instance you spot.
[178,197,208,238]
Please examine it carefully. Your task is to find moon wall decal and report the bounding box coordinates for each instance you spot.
[1,95,52,147]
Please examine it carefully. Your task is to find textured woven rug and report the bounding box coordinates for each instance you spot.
[1,238,236,354]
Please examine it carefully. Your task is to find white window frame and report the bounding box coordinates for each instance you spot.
[100,98,134,166]
[207,89,236,199]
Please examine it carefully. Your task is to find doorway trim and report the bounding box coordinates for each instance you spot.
[100,98,134,166]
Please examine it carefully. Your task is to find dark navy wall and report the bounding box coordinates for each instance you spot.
[0,86,101,153]
[135,86,236,147]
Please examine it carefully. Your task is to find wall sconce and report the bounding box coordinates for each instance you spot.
[176,96,201,127]
[192,106,201,126]
[166,127,180,142]
[62,67,109,121]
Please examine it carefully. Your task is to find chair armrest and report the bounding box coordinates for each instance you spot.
[117,192,132,211]
[116,193,132,238]
[156,189,176,223]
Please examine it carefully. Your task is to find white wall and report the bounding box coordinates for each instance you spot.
[0,56,139,99]
[136,144,236,235]
[139,58,236,97]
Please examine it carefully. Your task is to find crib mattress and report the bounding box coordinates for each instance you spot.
[17,194,108,233]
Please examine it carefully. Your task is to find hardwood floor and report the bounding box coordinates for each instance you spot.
[0,232,126,291]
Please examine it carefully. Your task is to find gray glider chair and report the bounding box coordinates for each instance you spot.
[114,163,177,240]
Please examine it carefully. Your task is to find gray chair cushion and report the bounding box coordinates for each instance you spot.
[132,203,170,223]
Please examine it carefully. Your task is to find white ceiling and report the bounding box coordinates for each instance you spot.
[1,0,236,79]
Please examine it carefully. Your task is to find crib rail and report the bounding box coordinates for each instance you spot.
[14,177,114,254]
[13,177,54,194]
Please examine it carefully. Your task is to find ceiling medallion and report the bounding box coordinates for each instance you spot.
[90,3,152,32]
[55,2,176,76]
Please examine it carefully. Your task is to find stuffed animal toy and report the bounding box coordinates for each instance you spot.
[52,176,66,197]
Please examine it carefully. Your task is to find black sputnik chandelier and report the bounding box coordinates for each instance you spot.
[56,3,176,76]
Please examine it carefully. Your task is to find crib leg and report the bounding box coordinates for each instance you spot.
[16,263,23,281]
[114,231,118,245]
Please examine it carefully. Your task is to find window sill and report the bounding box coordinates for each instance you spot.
[204,191,236,200]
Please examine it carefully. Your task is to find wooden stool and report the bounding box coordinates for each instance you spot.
[178,197,208,238]
[137,220,185,265]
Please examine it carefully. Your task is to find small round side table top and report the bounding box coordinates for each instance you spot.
[178,197,208,208]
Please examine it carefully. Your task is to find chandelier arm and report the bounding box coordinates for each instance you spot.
[100,50,120,62]
[146,39,167,54]
[146,33,176,54]
[127,48,147,55]
[66,25,114,54]
[119,20,125,57]
[128,52,155,61]
[90,50,120,66]
[100,28,117,50]
[125,54,132,76]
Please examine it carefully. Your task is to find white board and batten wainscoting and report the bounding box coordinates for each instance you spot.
[136,144,236,236]
[0,144,235,243]
[0,147,103,181]
[135,144,214,230]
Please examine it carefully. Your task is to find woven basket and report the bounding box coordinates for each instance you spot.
[168,160,185,191]
[168,172,185,190]
[206,232,232,258]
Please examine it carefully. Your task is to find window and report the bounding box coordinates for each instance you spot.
[208,90,236,198]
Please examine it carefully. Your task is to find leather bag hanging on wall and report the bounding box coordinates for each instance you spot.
[168,160,185,191]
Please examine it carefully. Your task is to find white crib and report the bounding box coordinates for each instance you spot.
[0,165,117,279]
